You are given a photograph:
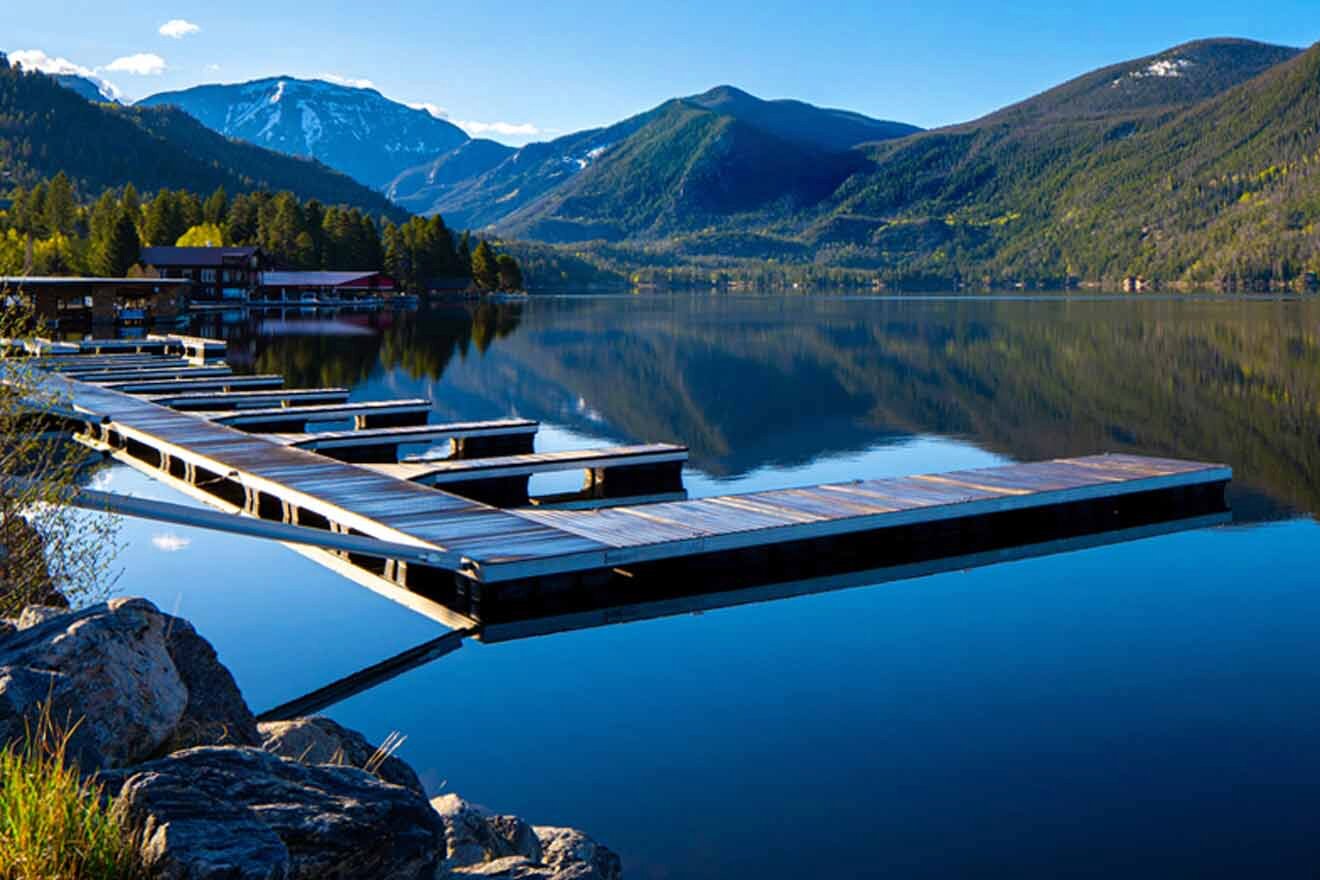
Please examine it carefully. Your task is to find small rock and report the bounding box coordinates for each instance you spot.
[437,825,620,879]
[534,827,622,880]
[488,815,542,864]
[431,794,543,868]
[16,605,68,629]
[261,716,423,795]
[104,746,444,880]
[447,856,554,878]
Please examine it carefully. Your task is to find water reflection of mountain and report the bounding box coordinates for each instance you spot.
[206,296,1320,518]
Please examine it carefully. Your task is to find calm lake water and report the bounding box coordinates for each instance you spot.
[101,294,1319,878]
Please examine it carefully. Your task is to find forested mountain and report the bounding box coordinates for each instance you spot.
[685,85,919,150]
[492,37,1318,290]
[386,138,514,208]
[138,77,470,190]
[809,38,1319,285]
[0,59,402,219]
[404,86,918,237]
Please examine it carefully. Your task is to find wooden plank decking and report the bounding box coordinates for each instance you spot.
[105,375,286,393]
[148,388,352,410]
[370,444,688,485]
[201,399,433,431]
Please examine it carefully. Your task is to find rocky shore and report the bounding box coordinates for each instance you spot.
[0,597,622,879]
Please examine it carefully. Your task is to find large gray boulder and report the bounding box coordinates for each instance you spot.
[0,597,258,770]
[159,612,260,752]
[433,795,619,880]
[260,715,424,795]
[103,746,445,880]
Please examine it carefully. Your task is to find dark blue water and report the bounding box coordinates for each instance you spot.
[101,295,1320,878]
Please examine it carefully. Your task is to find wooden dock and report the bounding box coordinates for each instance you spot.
[10,339,1233,628]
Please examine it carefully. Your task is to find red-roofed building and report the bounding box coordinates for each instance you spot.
[255,270,399,305]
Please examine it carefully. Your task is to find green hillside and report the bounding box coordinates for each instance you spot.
[421,88,916,236]
[501,100,869,242]
[805,37,1317,286]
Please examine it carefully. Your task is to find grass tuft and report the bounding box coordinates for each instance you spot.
[0,703,141,880]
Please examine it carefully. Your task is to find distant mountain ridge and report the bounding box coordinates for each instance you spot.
[393,86,921,237]
[53,74,116,103]
[385,138,515,206]
[138,76,470,190]
[498,36,1316,290]
[685,85,919,149]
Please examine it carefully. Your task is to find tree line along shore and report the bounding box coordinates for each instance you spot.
[1,173,524,293]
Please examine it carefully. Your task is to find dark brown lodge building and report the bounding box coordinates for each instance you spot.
[140,246,265,303]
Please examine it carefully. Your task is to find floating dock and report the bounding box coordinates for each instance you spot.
[11,338,1233,629]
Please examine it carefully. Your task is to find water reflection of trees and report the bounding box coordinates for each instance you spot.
[451,297,1320,516]
[244,303,524,388]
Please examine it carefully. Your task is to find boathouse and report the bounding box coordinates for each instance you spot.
[140,246,265,303]
[256,270,398,305]
[0,276,192,328]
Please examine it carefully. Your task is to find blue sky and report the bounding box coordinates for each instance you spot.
[7,1,1317,145]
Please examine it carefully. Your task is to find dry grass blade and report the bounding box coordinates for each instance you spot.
[363,730,407,777]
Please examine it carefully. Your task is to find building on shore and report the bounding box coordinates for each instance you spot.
[140,246,265,303]
[0,276,193,328]
[255,271,400,305]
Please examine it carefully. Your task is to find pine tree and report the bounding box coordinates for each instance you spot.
[87,190,118,252]
[120,184,141,232]
[203,187,229,225]
[358,214,383,270]
[382,220,402,282]
[457,231,472,277]
[43,172,76,237]
[96,207,141,277]
[144,191,185,247]
[225,193,259,245]
[496,253,523,291]
[21,182,48,237]
[471,240,498,290]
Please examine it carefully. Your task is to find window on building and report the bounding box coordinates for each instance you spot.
[201,269,217,282]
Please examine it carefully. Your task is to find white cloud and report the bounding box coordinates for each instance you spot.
[7,49,123,99]
[408,101,450,120]
[158,19,201,39]
[105,52,167,75]
[317,72,375,90]
[206,63,221,71]
[151,533,191,552]
[456,120,541,138]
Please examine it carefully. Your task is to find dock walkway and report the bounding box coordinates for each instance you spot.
[16,342,1232,624]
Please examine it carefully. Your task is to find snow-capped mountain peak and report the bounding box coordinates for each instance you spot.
[137,76,469,191]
